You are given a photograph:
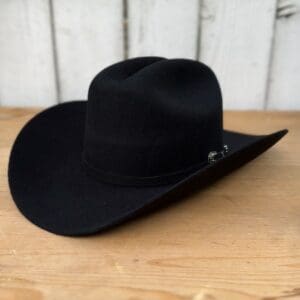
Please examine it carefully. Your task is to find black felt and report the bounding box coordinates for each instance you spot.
[8,57,287,236]
[84,57,223,180]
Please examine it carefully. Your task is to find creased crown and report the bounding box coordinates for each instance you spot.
[83,57,223,185]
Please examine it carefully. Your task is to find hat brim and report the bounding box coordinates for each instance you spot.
[8,101,287,236]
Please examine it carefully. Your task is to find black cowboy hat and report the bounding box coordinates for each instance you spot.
[8,57,287,236]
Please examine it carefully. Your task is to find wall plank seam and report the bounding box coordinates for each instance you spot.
[49,0,61,103]
[264,0,280,110]
[196,0,203,60]
[123,0,129,59]
[0,1,298,109]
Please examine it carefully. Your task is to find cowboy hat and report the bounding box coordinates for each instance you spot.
[8,57,287,236]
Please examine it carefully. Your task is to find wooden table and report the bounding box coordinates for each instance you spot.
[0,108,299,300]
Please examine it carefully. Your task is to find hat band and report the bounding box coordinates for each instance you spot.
[82,144,229,186]
[82,155,208,187]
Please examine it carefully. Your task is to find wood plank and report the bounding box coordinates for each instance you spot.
[1,108,299,299]
[52,0,124,102]
[267,0,300,109]
[128,0,199,59]
[199,0,277,109]
[0,0,57,106]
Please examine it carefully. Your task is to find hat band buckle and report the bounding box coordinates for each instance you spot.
[208,145,229,164]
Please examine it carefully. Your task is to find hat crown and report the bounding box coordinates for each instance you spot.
[83,57,223,185]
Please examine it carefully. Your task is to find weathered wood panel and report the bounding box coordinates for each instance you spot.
[52,0,124,102]
[267,0,300,109]
[199,0,277,109]
[0,0,299,110]
[0,0,57,106]
[128,0,199,59]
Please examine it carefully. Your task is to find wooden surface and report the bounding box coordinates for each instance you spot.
[0,108,299,300]
[0,0,300,109]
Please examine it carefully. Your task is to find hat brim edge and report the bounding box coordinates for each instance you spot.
[8,101,288,236]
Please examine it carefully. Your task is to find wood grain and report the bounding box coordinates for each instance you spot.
[0,0,57,106]
[0,1,299,110]
[128,0,199,59]
[0,108,299,300]
[199,0,277,109]
[267,0,300,110]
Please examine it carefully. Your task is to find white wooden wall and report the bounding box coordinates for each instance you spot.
[0,0,299,109]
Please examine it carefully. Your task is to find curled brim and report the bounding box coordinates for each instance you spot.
[8,102,287,236]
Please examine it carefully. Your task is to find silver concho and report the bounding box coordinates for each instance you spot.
[208,145,229,164]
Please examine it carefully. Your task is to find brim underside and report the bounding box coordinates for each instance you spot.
[8,101,287,236]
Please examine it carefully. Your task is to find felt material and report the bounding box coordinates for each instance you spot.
[84,57,223,182]
[8,57,287,236]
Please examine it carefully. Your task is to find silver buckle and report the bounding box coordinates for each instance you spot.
[208,145,229,164]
